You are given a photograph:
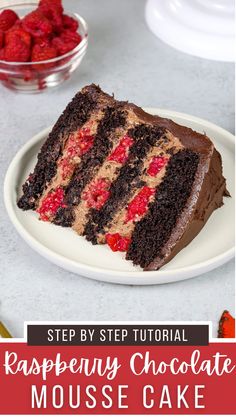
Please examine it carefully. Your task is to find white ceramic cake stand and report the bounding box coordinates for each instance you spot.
[145,0,235,62]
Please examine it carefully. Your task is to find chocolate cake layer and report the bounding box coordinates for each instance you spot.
[146,147,229,271]
[35,113,105,223]
[126,150,199,268]
[17,85,101,211]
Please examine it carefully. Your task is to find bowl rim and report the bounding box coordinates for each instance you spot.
[0,9,88,66]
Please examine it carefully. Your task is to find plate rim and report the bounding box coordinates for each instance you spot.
[4,108,235,285]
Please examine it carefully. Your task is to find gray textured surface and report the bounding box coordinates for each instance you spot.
[0,0,234,338]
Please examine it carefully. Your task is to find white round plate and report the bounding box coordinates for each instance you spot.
[4,109,235,285]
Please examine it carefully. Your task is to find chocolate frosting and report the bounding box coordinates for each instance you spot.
[126,103,229,270]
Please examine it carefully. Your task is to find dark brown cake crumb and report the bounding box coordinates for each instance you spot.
[17,87,98,210]
[126,150,199,268]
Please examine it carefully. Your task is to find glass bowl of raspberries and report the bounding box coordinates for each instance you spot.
[0,0,88,93]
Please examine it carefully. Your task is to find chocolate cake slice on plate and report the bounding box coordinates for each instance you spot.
[17,84,229,271]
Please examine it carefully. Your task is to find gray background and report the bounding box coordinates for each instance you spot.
[0,0,234,337]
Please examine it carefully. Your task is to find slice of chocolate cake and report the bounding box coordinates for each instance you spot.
[17,84,229,271]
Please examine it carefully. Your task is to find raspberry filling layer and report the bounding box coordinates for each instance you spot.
[82,178,111,210]
[126,186,155,223]
[67,127,94,157]
[37,187,65,221]
[107,135,134,164]
[106,233,131,252]
[58,158,74,180]
[59,127,95,180]
[147,156,169,177]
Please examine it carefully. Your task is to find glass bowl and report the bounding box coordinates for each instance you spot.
[0,2,88,93]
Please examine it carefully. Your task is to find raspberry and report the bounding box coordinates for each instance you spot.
[58,128,94,179]
[38,0,63,31]
[11,19,21,28]
[66,128,94,157]
[82,178,111,210]
[0,66,8,81]
[23,10,53,38]
[37,187,65,221]
[59,157,74,180]
[106,233,131,252]
[0,31,4,49]
[61,29,82,44]
[39,0,63,15]
[126,186,156,222]
[4,38,30,62]
[52,36,77,55]
[0,9,19,31]
[0,48,5,60]
[33,36,50,48]
[31,43,57,67]
[0,3,83,66]
[62,14,78,31]
[38,77,46,90]
[23,69,34,82]
[108,135,134,164]
[5,27,31,48]
[147,156,169,177]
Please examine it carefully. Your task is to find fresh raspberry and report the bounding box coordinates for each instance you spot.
[38,77,46,90]
[37,187,65,221]
[0,68,8,81]
[60,29,82,44]
[0,47,8,79]
[31,43,57,66]
[38,0,63,31]
[5,27,31,48]
[0,9,19,31]
[82,178,111,210]
[147,156,169,177]
[62,14,78,31]
[33,36,51,48]
[39,0,63,15]
[4,38,30,62]
[10,19,21,29]
[106,233,131,252]
[23,69,34,82]
[126,186,156,222]
[0,31,4,49]
[108,135,134,164]
[0,48,5,60]
[52,36,77,55]
[22,10,53,38]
